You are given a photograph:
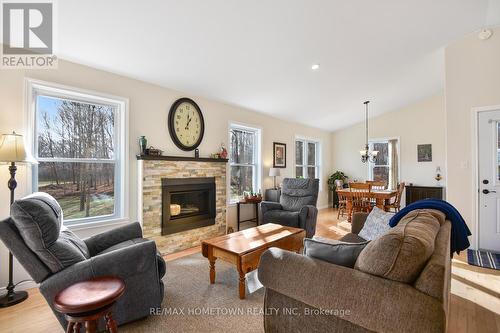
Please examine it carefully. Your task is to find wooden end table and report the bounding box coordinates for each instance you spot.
[54,276,125,333]
[236,200,261,231]
[201,223,305,299]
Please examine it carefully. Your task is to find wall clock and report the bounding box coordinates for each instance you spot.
[168,98,205,151]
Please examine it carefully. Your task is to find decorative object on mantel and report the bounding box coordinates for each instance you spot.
[0,131,37,307]
[139,136,148,155]
[194,148,199,158]
[273,142,286,168]
[435,166,443,185]
[269,167,281,189]
[219,143,228,159]
[360,101,378,163]
[417,144,432,162]
[144,146,163,156]
[168,97,205,151]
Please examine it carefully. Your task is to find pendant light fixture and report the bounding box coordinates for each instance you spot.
[359,101,378,163]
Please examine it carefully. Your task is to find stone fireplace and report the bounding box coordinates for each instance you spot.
[138,156,227,254]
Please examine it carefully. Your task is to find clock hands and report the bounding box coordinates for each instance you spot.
[185,113,192,130]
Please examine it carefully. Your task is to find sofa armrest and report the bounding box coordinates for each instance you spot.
[84,222,143,256]
[258,248,445,333]
[259,201,282,217]
[299,205,318,238]
[351,212,368,235]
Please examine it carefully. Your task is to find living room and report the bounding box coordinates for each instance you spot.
[0,1,499,332]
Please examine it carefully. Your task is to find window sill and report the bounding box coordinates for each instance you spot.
[66,217,131,232]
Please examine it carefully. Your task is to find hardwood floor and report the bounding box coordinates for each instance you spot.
[0,207,499,332]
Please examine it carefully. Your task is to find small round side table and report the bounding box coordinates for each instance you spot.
[54,276,125,333]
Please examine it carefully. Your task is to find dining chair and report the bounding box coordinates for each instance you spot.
[336,184,347,219]
[348,182,372,216]
[385,182,406,212]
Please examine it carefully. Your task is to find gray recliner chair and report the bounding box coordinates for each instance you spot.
[260,178,319,238]
[0,193,165,330]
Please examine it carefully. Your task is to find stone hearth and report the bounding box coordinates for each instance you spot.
[138,156,227,254]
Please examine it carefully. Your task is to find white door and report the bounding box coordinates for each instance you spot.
[478,109,500,252]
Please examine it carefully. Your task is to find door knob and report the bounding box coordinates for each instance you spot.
[483,189,497,194]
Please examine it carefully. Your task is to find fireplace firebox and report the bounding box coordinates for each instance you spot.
[161,177,216,235]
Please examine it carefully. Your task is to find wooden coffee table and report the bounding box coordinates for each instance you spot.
[201,223,305,299]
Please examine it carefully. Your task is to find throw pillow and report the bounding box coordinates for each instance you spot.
[11,192,90,273]
[304,237,369,268]
[354,210,440,283]
[358,206,394,240]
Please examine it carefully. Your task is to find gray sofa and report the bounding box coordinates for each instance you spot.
[0,193,165,331]
[260,178,319,238]
[258,210,452,332]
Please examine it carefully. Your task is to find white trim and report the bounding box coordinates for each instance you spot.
[471,104,500,250]
[25,78,130,227]
[227,121,263,204]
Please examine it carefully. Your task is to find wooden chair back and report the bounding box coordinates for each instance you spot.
[349,183,372,208]
[336,184,347,202]
[394,182,406,207]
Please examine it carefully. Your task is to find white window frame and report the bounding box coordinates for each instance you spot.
[25,79,129,228]
[295,137,321,185]
[367,137,400,189]
[228,122,262,204]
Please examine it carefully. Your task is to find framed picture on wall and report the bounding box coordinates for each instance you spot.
[417,144,432,162]
[273,142,286,168]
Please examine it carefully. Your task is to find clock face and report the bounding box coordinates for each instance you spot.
[168,98,205,151]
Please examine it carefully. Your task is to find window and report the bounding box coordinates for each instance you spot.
[29,80,128,225]
[229,124,261,203]
[368,138,399,189]
[295,139,320,179]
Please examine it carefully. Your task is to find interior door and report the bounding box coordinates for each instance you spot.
[478,109,500,252]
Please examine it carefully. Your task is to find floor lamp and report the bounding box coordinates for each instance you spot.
[0,131,36,307]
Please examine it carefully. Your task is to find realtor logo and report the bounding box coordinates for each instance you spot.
[1,0,57,68]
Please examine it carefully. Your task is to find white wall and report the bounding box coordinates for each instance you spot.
[0,59,333,288]
[331,93,446,193]
[445,26,500,248]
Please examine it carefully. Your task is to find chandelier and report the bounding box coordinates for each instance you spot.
[360,101,378,163]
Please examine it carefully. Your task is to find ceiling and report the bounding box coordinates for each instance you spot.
[58,0,500,131]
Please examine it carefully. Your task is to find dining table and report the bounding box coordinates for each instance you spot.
[337,188,398,222]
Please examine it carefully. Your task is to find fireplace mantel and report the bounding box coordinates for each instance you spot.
[136,154,228,163]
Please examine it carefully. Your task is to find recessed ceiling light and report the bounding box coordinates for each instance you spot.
[478,28,493,40]
[311,64,320,70]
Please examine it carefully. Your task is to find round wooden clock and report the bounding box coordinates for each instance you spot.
[168,98,205,151]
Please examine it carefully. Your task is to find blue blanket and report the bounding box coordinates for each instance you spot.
[389,199,471,256]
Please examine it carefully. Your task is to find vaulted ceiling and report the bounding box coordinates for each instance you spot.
[58,0,500,130]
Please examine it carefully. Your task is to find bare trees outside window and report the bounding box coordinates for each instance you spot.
[295,139,320,179]
[229,124,261,202]
[35,94,118,221]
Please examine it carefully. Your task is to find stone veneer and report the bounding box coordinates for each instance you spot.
[139,159,227,254]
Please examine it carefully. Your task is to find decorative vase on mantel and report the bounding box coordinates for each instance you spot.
[139,136,148,155]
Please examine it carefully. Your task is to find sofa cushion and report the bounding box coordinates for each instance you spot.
[305,237,369,268]
[354,210,440,283]
[11,192,90,273]
[358,207,393,240]
[263,210,300,227]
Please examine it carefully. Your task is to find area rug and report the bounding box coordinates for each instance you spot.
[121,253,265,333]
[467,249,500,270]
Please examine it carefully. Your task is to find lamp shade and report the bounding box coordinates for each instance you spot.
[269,167,281,177]
[0,132,37,164]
